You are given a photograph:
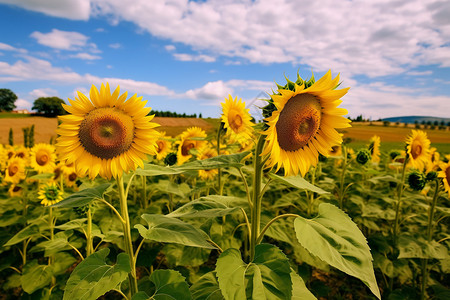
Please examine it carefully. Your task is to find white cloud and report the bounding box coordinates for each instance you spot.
[90,0,450,77]
[406,70,433,76]
[69,53,102,60]
[0,0,90,20]
[184,80,233,100]
[0,42,27,53]
[173,53,216,62]
[29,88,58,98]
[109,43,121,49]
[15,98,33,110]
[165,45,176,51]
[30,29,92,51]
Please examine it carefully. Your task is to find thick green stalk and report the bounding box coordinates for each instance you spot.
[86,205,93,257]
[421,180,440,300]
[117,176,138,296]
[338,147,348,210]
[392,156,408,247]
[249,135,265,261]
[216,126,223,195]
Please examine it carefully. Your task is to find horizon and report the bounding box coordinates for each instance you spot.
[0,0,450,120]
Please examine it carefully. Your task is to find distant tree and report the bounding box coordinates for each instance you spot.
[383,121,390,127]
[0,88,18,112]
[8,128,13,145]
[433,120,439,126]
[426,121,432,126]
[32,97,66,117]
[199,113,202,118]
[421,120,426,125]
[440,121,445,126]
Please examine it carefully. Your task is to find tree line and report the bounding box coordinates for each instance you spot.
[0,88,203,118]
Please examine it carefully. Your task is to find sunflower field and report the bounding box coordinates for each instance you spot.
[0,71,449,300]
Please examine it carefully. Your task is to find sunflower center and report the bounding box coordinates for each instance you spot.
[228,110,243,132]
[181,141,195,156]
[44,187,59,201]
[412,143,422,159]
[157,141,165,153]
[36,150,50,166]
[8,164,19,177]
[68,172,77,181]
[276,93,321,152]
[79,107,135,159]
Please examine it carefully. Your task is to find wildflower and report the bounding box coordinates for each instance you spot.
[262,70,350,176]
[56,83,160,179]
[406,130,430,171]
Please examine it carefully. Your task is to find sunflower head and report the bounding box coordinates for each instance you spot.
[426,147,440,172]
[155,132,172,161]
[38,183,63,206]
[176,127,207,165]
[369,135,381,163]
[406,130,431,171]
[8,184,23,197]
[262,70,350,176]
[4,157,26,184]
[356,149,371,165]
[221,95,253,143]
[197,147,219,180]
[30,143,56,174]
[438,161,450,198]
[408,171,426,191]
[56,83,160,179]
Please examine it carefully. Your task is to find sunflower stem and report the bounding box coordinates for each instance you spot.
[86,205,93,257]
[216,124,223,195]
[338,146,348,210]
[116,176,138,296]
[421,179,440,300]
[249,135,265,262]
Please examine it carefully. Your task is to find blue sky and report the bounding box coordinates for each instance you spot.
[0,0,449,120]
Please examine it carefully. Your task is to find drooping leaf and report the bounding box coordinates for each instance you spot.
[163,244,211,267]
[216,244,292,300]
[269,173,329,195]
[398,235,448,259]
[4,224,40,247]
[168,200,240,219]
[30,230,74,257]
[52,183,111,208]
[135,164,184,177]
[290,269,316,300]
[294,203,381,299]
[150,269,192,299]
[55,218,87,230]
[190,272,224,300]
[63,248,131,300]
[174,152,250,171]
[136,214,216,249]
[21,260,54,294]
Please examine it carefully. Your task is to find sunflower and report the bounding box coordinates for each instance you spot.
[56,83,160,179]
[155,132,172,161]
[176,127,207,165]
[14,146,30,163]
[38,183,63,206]
[262,70,351,176]
[438,161,450,198]
[197,147,218,180]
[65,170,79,188]
[30,143,56,173]
[8,184,23,197]
[369,135,381,163]
[221,95,253,144]
[4,157,26,184]
[406,130,430,170]
[426,147,440,173]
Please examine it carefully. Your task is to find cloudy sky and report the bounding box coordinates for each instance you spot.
[0,0,449,119]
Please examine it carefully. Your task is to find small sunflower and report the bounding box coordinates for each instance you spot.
[38,183,63,206]
[155,132,172,161]
[426,147,440,173]
[30,143,56,173]
[221,95,253,143]
[4,157,26,184]
[406,130,430,170]
[8,184,23,197]
[438,161,450,198]
[176,127,207,165]
[197,147,218,180]
[262,70,351,176]
[65,170,79,188]
[14,146,30,163]
[56,83,160,179]
[369,135,381,163]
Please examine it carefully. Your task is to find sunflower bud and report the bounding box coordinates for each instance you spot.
[164,152,177,166]
[425,171,437,182]
[73,203,95,218]
[356,149,371,165]
[408,171,426,191]
[389,150,401,160]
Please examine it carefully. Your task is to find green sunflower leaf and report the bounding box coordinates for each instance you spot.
[293,203,381,299]
[135,164,185,177]
[216,244,292,300]
[52,183,111,208]
[190,272,224,300]
[174,152,251,171]
[4,224,40,247]
[290,269,317,300]
[133,269,191,300]
[168,199,240,219]
[63,248,131,300]
[136,214,216,249]
[269,173,329,194]
[21,260,54,294]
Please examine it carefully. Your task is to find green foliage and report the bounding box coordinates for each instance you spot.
[8,127,13,145]
[63,248,131,300]
[132,269,191,299]
[32,96,66,116]
[52,183,111,208]
[0,88,17,112]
